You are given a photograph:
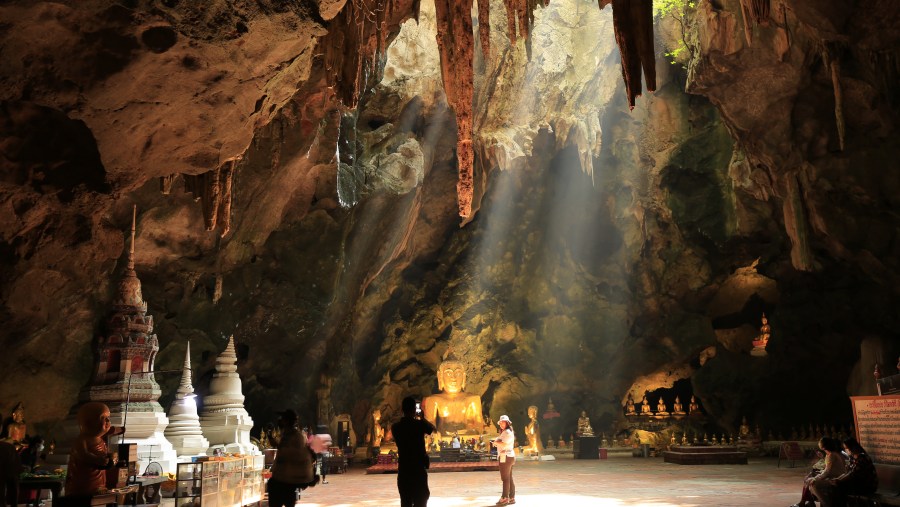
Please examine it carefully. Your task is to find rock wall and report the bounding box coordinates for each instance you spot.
[1,0,898,442]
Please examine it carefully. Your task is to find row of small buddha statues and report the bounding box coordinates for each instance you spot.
[624,393,702,417]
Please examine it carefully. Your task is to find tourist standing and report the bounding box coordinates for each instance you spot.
[268,410,332,507]
[392,396,435,507]
[491,414,516,505]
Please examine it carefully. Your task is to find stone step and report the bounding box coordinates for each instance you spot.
[667,445,740,454]
[663,450,748,465]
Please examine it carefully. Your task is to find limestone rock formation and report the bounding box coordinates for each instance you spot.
[0,0,898,446]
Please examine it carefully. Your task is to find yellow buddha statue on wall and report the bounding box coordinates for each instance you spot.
[421,360,483,437]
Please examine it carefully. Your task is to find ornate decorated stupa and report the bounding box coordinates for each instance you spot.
[199,336,258,455]
[164,342,209,457]
[59,206,177,471]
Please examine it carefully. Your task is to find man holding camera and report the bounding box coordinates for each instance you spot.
[391,396,436,507]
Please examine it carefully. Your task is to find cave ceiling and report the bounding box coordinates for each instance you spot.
[1,0,899,440]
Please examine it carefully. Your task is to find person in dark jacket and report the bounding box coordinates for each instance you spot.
[268,410,332,507]
[391,396,435,507]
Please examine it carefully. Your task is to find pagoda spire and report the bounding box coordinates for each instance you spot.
[116,205,145,309]
[177,341,194,397]
[128,204,136,271]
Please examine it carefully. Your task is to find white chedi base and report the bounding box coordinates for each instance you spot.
[201,412,260,455]
[110,411,178,474]
[166,403,210,457]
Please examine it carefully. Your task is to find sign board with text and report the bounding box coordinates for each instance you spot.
[851,395,900,466]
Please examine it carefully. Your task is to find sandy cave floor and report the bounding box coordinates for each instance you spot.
[283,455,808,507]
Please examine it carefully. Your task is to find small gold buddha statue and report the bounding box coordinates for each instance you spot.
[640,395,651,415]
[672,396,685,415]
[681,433,688,445]
[688,395,700,414]
[576,410,594,436]
[421,360,484,437]
[739,416,751,439]
[655,397,669,416]
[625,393,637,416]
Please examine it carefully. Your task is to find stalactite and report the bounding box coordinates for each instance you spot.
[217,160,235,236]
[181,159,237,237]
[502,0,547,43]
[478,0,491,60]
[610,0,656,110]
[823,46,845,152]
[212,273,223,304]
[738,0,770,45]
[434,0,475,218]
[159,174,176,195]
[319,0,420,109]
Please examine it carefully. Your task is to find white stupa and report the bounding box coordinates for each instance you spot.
[199,336,258,455]
[164,342,210,457]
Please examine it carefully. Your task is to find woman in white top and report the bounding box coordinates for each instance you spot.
[803,437,848,507]
[491,414,516,505]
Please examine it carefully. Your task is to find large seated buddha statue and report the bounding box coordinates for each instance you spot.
[421,360,483,438]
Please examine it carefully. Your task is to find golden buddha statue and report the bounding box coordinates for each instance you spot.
[640,395,651,415]
[576,410,594,436]
[524,405,543,455]
[421,360,483,437]
[672,396,685,415]
[371,409,385,447]
[739,416,751,439]
[2,402,27,449]
[656,397,669,416]
[625,393,636,415]
[688,395,700,414]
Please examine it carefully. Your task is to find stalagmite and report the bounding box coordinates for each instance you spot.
[610,0,656,109]
[823,46,845,152]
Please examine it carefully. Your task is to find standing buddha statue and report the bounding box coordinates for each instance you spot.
[524,405,543,455]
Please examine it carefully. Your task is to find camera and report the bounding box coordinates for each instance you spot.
[415,402,422,417]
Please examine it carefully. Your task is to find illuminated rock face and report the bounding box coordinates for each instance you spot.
[0,0,898,446]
